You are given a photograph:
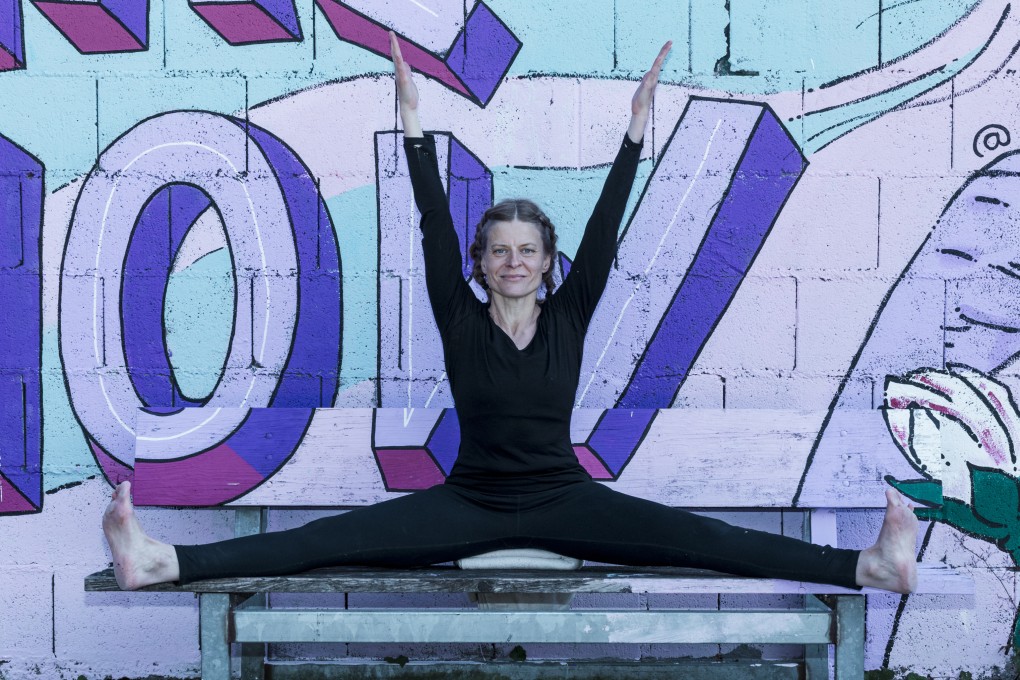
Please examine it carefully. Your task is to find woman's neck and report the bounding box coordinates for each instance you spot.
[488,293,541,335]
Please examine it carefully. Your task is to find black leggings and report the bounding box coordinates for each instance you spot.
[175,481,860,588]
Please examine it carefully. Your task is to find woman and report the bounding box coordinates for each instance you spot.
[102,36,918,594]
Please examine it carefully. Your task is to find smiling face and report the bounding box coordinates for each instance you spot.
[913,165,1020,373]
[480,219,552,302]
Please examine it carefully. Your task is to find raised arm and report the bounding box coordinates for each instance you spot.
[390,32,478,333]
[629,41,671,144]
[555,41,671,326]
[391,32,422,138]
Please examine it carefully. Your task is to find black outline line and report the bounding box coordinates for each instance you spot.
[819,0,990,90]
[794,148,1020,506]
[938,248,974,260]
[882,520,935,667]
[396,276,404,371]
[808,65,947,123]
[975,195,1009,206]
[990,263,1020,280]
[959,312,1020,333]
[877,177,882,270]
[878,0,883,65]
[50,574,55,654]
[20,377,27,469]
[374,131,385,408]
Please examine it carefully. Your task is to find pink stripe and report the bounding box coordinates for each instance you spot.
[33,2,144,52]
[192,4,295,44]
[0,472,37,513]
[0,47,20,70]
[375,448,446,490]
[573,445,613,480]
[313,0,468,96]
[89,439,133,486]
[133,445,265,506]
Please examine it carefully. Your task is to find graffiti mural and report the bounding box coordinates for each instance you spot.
[315,1,520,106]
[59,110,339,504]
[8,0,1020,676]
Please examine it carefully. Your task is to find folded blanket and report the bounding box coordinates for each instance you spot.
[456,549,583,570]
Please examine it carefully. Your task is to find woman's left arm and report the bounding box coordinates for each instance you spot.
[555,42,671,325]
[628,41,671,144]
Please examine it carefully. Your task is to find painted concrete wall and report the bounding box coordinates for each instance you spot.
[3,0,1019,677]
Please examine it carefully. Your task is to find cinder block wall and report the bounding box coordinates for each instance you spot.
[2,1,1016,678]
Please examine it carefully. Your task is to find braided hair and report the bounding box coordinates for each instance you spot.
[469,199,558,296]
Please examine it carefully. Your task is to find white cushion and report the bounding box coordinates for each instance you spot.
[456,549,583,570]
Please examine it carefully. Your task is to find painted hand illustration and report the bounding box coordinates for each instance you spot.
[884,365,1020,501]
[883,365,1020,647]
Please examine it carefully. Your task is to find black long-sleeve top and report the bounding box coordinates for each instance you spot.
[403,134,642,494]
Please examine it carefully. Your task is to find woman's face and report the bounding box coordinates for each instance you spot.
[480,219,551,301]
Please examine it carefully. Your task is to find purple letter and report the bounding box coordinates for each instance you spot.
[0,135,42,514]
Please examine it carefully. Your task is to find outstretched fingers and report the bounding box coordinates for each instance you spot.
[649,40,672,79]
[632,41,672,116]
[389,30,419,112]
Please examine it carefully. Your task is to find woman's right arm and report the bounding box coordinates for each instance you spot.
[391,32,476,332]
[391,32,423,138]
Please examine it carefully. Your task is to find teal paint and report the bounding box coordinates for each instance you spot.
[326,183,378,393]
[729,1,879,78]
[164,248,234,401]
[0,0,980,176]
[41,328,101,491]
[491,162,651,259]
[881,0,979,65]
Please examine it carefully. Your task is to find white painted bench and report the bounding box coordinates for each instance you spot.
[84,408,972,680]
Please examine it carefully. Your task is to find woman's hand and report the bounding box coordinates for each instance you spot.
[390,31,423,137]
[628,41,671,144]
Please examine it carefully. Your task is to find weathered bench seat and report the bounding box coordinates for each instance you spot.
[85,563,972,679]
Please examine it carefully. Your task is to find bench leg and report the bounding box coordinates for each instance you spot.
[804,595,829,679]
[833,595,865,680]
[200,593,231,680]
[238,594,266,680]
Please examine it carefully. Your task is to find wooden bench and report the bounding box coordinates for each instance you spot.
[84,408,973,680]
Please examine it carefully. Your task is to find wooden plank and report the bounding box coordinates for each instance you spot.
[84,564,973,595]
[131,408,931,509]
[231,609,835,645]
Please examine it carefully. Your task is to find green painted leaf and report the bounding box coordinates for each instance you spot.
[970,465,1020,528]
[916,499,1009,540]
[885,476,943,506]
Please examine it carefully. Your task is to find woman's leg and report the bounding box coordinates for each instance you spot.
[517,482,862,589]
[174,484,520,584]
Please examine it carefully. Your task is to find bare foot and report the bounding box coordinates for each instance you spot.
[102,481,180,590]
[855,488,919,593]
